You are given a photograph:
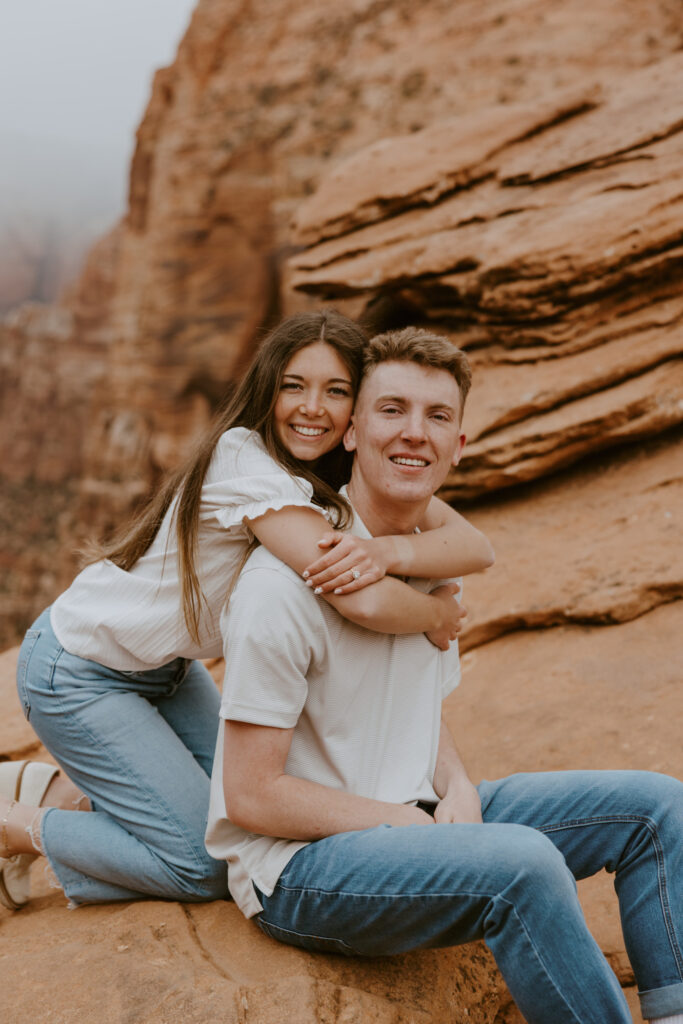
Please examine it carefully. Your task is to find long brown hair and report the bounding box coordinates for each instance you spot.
[90,311,367,641]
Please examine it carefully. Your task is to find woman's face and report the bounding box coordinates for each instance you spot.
[273,341,354,462]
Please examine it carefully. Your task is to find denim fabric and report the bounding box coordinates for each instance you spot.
[256,770,683,1024]
[16,609,229,905]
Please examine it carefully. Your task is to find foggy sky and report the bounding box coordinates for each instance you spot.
[0,0,197,213]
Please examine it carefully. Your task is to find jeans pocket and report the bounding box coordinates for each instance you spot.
[16,628,41,720]
[256,917,358,957]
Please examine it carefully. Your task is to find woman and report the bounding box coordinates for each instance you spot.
[1,310,493,911]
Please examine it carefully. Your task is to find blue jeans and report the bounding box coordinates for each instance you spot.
[16,609,229,905]
[255,770,683,1024]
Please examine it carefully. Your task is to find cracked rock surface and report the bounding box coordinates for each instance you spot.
[457,432,683,651]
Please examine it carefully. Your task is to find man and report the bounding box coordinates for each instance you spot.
[206,328,683,1024]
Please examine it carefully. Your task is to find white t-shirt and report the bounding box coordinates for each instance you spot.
[50,428,327,670]
[205,499,461,918]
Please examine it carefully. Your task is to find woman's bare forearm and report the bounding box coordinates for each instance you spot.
[384,499,494,579]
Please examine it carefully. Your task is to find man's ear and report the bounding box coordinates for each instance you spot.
[343,418,357,453]
[451,432,466,467]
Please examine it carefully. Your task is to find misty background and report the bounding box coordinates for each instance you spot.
[0,0,196,310]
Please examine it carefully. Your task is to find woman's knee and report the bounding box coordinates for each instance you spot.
[171,848,229,901]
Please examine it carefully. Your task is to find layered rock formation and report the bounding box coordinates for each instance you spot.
[288,54,683,498]
[3,0,683,646]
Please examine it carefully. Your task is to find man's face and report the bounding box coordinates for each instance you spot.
[344,360,466,507]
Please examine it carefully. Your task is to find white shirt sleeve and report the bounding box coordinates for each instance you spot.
[200,427,329,535]
[219,556,325,728]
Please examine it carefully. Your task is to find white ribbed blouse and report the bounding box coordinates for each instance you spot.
[50,428,325,670]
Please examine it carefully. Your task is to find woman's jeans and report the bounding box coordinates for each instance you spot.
[256,770,683,1024]
[15,608,228,905]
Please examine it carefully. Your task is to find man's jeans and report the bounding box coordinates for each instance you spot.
[16,608,229,905]
[256,770,683,1024]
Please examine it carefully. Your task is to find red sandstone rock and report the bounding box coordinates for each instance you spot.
[462,297,683,440]
[0,892,506,1022]
[456,433,683,651]
[289,124,683,310]
[3,0,683,647]
[499,52,683,184]
[288,58,683,497]
[0,647,44,761]
[452,359,683,498]
[293,88,597,244]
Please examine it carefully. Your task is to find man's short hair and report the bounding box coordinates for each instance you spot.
[363,327,472,413]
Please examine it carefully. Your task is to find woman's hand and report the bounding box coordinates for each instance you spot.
[302,532,392,594]
[424,583,467,651]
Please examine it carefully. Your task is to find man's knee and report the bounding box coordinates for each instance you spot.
[434,823,575,900]
[495,825,575,896]
[613,770,683,826]
[471,827,580,943]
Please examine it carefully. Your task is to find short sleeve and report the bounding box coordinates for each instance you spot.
[219,554,326,728]
[200,427,328,534]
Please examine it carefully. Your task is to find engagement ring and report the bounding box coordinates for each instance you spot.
[352,569,361,580]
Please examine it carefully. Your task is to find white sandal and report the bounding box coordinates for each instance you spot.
[0,760,59,910]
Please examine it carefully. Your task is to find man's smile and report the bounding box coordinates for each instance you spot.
[389,455,430,468]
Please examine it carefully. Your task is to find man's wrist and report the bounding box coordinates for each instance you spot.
[435,768,475,800]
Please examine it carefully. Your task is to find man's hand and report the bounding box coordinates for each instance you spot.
[396,804,436,826]
[425,582,466,651]
[433,721,481,823]
[434,776,483,824]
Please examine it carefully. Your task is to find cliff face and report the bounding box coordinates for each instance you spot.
[2,0,682,647]
[289,55,683,497]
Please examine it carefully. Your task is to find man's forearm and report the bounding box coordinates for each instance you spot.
[382,516,495,580]
[227,772,432,840]
[223,721,432,840]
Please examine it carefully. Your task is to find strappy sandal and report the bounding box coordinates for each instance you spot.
[0,760,59,910]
